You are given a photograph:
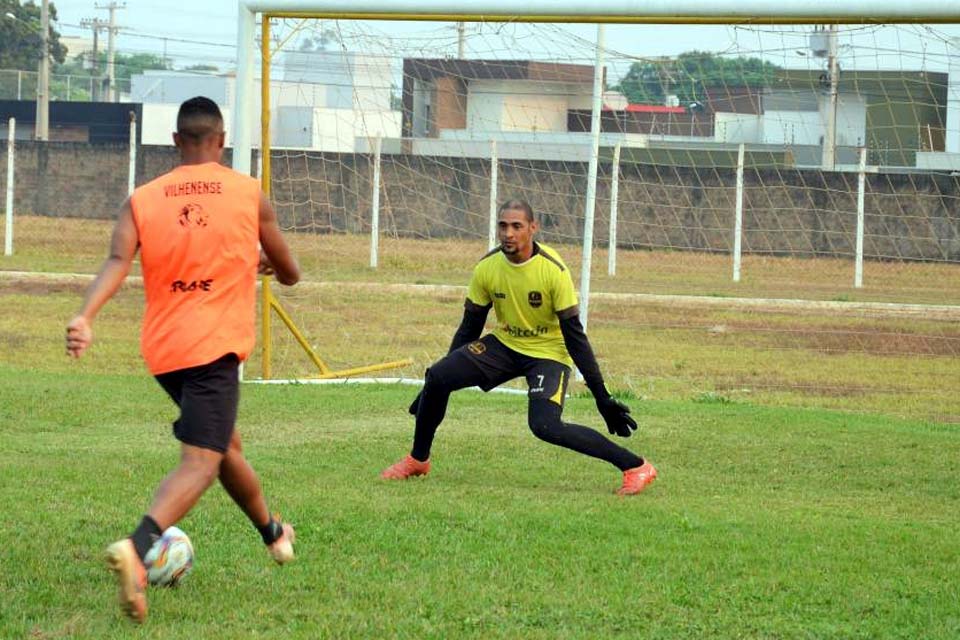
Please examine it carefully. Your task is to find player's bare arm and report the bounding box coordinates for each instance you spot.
[66,199,139,358]
[257,192,300,286]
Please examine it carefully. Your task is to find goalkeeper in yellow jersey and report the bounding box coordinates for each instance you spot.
[381,199,656,495]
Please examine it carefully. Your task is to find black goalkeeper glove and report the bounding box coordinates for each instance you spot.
[408,390,423,416]
[596,396,637,438]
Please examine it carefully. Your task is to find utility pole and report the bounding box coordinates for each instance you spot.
[36,0,49,140]
[821,24,839,171]
[96,2,125,102]
[80,17,106,101]
[456,22,465,58]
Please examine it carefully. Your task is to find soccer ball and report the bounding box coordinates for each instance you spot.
[144,526,194,587]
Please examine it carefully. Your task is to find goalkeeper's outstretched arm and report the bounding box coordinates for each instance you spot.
[448,299,491,353]
[557,309,608,399]
[558,309,638,438]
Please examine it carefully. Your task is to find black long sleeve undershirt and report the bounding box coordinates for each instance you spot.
[558,313,609,400]
[448,299,491,353]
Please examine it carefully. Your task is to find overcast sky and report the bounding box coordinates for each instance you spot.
[46,1,960,79]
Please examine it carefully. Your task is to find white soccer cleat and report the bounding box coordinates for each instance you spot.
[105,538,148,623]
[267,521,296,565]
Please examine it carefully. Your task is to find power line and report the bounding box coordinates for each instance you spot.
[60,23,236,50]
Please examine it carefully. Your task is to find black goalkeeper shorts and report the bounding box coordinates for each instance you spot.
[154,353,239,454]
[442,334,571,406]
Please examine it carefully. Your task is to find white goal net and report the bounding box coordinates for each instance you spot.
[236,4,960,422]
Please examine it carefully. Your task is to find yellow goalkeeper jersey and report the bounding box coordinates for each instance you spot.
[467,242,578,366]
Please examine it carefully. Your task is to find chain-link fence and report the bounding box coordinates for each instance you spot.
[0,69,130,102]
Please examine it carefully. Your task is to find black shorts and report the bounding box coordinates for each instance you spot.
[440,334,571,407]
[154,353,239,454]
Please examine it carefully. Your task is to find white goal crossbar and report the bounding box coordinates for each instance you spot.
[233,0,960,174]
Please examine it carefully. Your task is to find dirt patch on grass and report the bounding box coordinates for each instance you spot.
[0,278,89,296]
[0,272,143,296]
[695,320,960,357]
[594,302,960,357]
[0,330,27,350]
[783,326,959,357]
[715,379,872,398]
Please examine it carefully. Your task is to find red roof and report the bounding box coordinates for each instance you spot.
[624,104,686,113]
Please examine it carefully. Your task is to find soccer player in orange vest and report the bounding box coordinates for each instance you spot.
[382,199,656,495]
[65,97,300,623]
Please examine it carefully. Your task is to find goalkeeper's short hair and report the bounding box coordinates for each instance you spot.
[499,198,535,222]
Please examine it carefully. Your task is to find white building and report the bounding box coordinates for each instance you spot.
[919,37,960,169]
[947,37,960,154]
[131,49,400,151]
[60,36,95,64]
[272,49,399,149]
[404,59,596,139]
[399,58,619,160]
[132,70,231,107]
[715,89,867,150]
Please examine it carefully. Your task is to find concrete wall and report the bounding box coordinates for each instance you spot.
[1,141,957,262]
[265,151,959,261]
[0,143,236,220]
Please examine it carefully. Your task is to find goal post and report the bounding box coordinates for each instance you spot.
[241,3,415,380]
[229,1,960,422]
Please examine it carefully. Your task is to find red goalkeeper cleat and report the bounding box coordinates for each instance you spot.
[105,538,148,623]
[617,461,657,496]
[380,454,431,480]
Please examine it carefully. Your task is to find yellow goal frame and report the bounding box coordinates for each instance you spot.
[257,16,412,379]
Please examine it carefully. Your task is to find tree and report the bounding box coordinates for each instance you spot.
[108,52,170,89]
[613,51,781,106]
[182,64,219,73]
[611,59,666,105]
[298,29,339,52]
[0,0,67,70]
[54,51,170,97]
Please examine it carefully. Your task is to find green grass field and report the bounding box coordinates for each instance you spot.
[2,365,959,639]
[2,215,959,637]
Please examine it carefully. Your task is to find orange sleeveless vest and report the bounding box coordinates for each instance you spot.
[130,162,260,375]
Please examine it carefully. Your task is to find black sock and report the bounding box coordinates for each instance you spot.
[257,518,283,545]
[130,515,162,561]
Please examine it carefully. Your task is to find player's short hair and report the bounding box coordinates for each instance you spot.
[176,96,224,144]
[498,198,535,222]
